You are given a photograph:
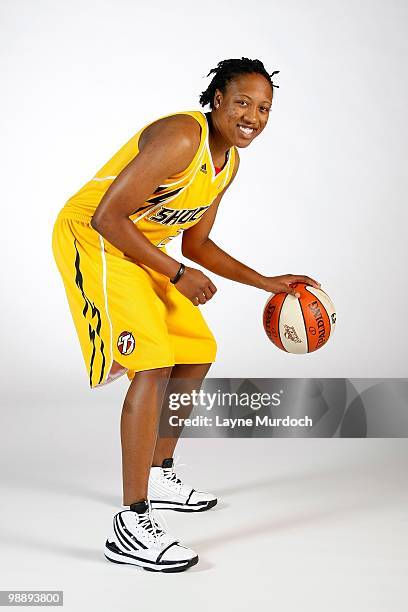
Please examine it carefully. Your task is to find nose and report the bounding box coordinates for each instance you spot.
[243,104,258,125]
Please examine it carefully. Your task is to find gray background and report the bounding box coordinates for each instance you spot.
[1,1,407,610]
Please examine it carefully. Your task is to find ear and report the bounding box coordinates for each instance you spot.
[213,88,223,109]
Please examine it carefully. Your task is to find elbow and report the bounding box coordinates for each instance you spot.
[181,244,190,258]
[181,244,198,262]
[182,238,209,262]
[90,213,109,235]
[90,214,101,233]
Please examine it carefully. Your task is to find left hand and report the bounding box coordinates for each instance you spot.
[261,274,321,297]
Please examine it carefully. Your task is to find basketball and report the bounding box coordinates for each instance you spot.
[263,283,336,354]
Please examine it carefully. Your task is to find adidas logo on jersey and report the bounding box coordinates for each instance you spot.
[200,163,207,174]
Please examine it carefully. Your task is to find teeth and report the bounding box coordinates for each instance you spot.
[238,125,254,134]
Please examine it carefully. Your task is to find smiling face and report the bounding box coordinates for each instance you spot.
[212,72,273,148]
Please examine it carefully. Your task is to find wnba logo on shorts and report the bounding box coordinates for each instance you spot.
[117,331,135,355]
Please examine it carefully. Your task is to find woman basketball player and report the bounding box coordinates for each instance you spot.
[52,57,320,572]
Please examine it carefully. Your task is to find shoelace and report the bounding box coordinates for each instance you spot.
[138,501,166,543]
[162,455,186,487]
[162,467,182,485]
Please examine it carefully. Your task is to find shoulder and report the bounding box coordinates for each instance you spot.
[135,112,202,176]
[139,113,201,155]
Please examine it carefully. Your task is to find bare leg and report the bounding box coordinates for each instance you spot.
[152,363,211,466]
[121,366,172,505]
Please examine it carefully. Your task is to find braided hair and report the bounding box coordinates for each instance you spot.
[199,57,279,109]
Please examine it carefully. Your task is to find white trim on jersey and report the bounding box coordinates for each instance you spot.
[203,113,232,184]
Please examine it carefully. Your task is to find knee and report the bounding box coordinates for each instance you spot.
[145,366,173,379]
[171,363,212,379]
[129,366,173,381]
[123,367,173,412]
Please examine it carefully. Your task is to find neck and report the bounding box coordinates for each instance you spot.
[206,111,231,166]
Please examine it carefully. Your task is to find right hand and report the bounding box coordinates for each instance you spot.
[174,266,217,305]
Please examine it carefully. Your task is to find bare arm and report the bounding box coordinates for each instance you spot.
[182,152,263,284]
[91,115,199,279]
[182,151,320,295]
[91,115,217,304]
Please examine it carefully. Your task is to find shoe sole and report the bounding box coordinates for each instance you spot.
[104,542,198,573]
[150,499,217,512]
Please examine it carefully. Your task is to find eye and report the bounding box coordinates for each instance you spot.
[237,100,248,106]
[260,106,270,113]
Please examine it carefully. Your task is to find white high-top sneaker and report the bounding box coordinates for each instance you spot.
[148,458,217,512]
[104,500,198,572]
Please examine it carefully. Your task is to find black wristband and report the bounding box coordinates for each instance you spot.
[170,263,185,285]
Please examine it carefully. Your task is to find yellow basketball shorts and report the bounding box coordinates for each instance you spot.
[52,214,217,388]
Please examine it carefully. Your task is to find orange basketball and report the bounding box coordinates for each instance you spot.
[263,283,336,354]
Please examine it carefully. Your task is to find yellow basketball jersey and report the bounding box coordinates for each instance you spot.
[59,110,236,249]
